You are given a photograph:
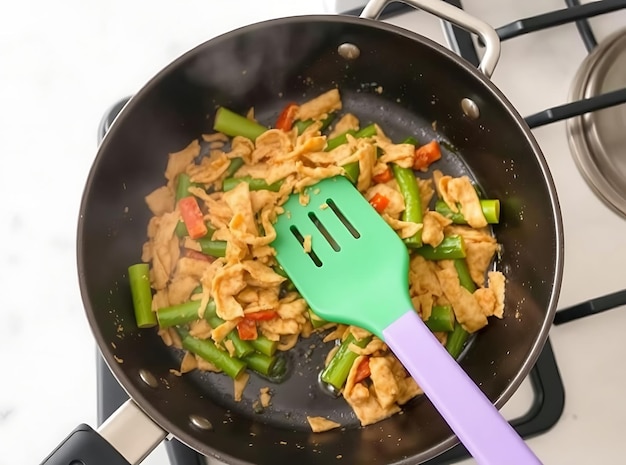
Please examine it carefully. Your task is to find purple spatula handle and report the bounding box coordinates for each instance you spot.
[383,310,542,465]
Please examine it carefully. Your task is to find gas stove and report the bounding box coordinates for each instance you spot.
[96,1,626,464]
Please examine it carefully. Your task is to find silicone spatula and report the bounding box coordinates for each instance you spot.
[271,176,541,465]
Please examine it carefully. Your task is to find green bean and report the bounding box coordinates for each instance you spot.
[181,333,247,379]
[424,305,455,332]
[156,300,202,328]
[272,265,288,278]
[294,119,314,134]
[243,351,277,377]
[197,238,227,258]
[320,332,372,391]
[319,113,337,132]
[204,300,254,358]
[222,176,283,193]
[175,220,189,238]
[454,258,477,292]
[445,323,470,359]
[176,221,215,239]
[341,161,359,184]
[266,353,288,382]
[391,163,423,248]
[325,123,377,151]
[226,332,255,359]
[294,112,336,135]
[403,136,419,146]
[128,263,157,328]
[175,173,193,203]
[435,199,500,224]
[250,335,278,357]
[308,308,329,328]
[272,265,297,292]
[444,259,476,358]
[224,157,245,178]
[415,235,466,260]
[213,107,267,141]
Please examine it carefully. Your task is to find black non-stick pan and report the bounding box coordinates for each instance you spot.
[42,1,563,464]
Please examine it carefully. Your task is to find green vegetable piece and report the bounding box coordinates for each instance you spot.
[320,332,372,391]
[128,263,157,328]
[341,161,359,184]
[213,107,267,141]
[176,221,215,239]
[156,300,201,328]
[204,300,254,358]
[325,123,377,151]
[391,163,423,248]
[243,351,277,377]
[296,112,337,134]
[308,308,329,328]
[181,334,247,379]
[224,157,245,178]
[424,305,455,332]
[175,220,188,238]
[444,258,476,357]
[415,235,466,260]
[272,265,288,278]
[222,176,283,193]
[435,199,500,224]
[454,258,477,292]
[445,323,470,359]
[294,119,314,134]
[250,335,278,357]
[175,173,193,203]
[227,333,255,359]
[197,239,227,258]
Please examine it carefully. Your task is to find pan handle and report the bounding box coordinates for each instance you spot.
[360,0,501,77]
[40,400,167,465]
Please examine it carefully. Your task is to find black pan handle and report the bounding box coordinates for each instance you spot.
[40,400,167,465]
[360,0,501,77]
[40,424,130,465]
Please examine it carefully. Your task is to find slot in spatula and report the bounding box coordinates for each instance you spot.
[272,176,541,465]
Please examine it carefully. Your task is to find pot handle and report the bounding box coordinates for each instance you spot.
[40,400,166,465]
[360,0,501,77]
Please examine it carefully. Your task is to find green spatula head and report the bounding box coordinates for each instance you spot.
[272,176,413,337]
[272,177,542,465]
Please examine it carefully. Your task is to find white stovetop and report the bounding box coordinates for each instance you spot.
[3,1,626,464]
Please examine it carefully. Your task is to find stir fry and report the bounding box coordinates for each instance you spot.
[128,88,506,430]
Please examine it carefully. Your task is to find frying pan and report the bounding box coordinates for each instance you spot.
[42,0,563,464]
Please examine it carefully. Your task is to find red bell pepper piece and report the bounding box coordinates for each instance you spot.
[244,310,278,321]
[236,317,258,341]
[369,193,390,214]
[372,167,393,184]
[275,103,299,131]
[353,356,371,383]
[413,140,442,171]
[178,196,208,239]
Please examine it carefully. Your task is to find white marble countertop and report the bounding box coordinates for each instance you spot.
[3,1,626,465]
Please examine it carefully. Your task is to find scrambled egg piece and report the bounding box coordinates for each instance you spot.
[434,170,487,228]
[307,416,342,433]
